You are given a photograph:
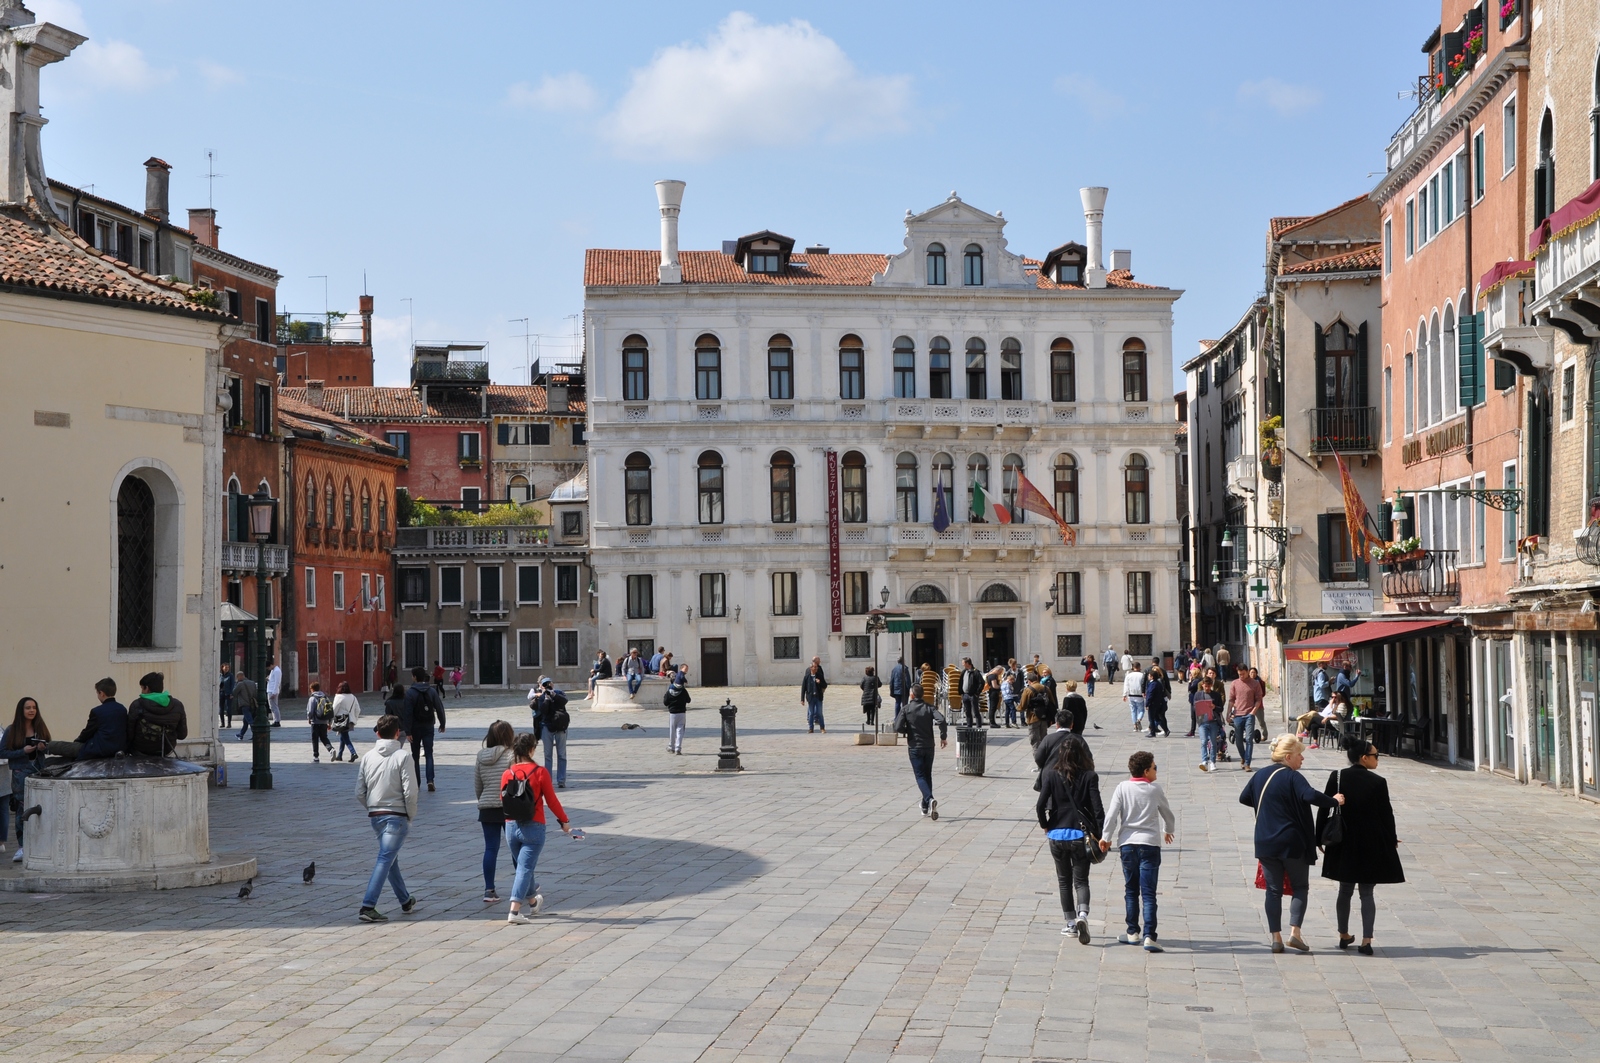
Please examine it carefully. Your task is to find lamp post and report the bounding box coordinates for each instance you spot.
[867,587,890,736]
[247,489,277,791]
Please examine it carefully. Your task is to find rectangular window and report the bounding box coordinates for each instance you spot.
[256,298,272,343]
[304,567,316,608]
[498,423,553,446]
[1429,174,1440,236]
[929,349,951,398]
[334,641,347,674]
[1502,464,1518,559]
[306,640,321,675]
[461,487,481,512]
[1474,473,1487,565]
[843,571,868,615]
[402,631,425,670]
[459,432,481,461]
[441,631,463,670]
[1418,187,1429,245]
[839,349,864,400]
[1051,351,1076,402]
[1382,219,1392,274]
[623,349,649,401]
[1125,571,1152,614]
[361,572,372,610]
[626,575,653,619]
[385,431,410,459]
[254,383,272,434]
[699,572,726,618]
[773,636,801,661]
[518,630,541,668]
[1473,129,1486,200]
[1563,363,1576,422]
[561,511,583,537]
[844,635,871,659]
[332,571,346,611]
[894,349,916,397]
[399,566,428,605]
[1318,512,1368,581]
[1127,633,1153,658]
[772,571,799,616]
[1405,198,1415,257]
[440,566,463,606]
[572,422,586,446]
[225,288,242,318]
[1503,97,1516,174]
[769,348,793,400]
[1055,572,1081,615]
[1404,354,1415,435]
[556,564,579,603]
[557,630,579,667]
[517,564,541,604]
[227,376,243,428]
[375,575,385,611]
[1383,367,1393,443]
[1441,159,1455,226]
[1056,634,1083,659]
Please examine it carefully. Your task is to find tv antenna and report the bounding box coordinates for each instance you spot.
[204,150,225,211]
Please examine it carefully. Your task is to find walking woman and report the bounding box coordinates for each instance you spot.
[1144,665,1171,738]
[1,697,51,859]
[1036,733,1104,944]
[501,732,572,923]
[473,721,515,902]
[1240,734,1344,952]
[331,682,361,762]
[1316,740,1404,955]
[859,666,883,728]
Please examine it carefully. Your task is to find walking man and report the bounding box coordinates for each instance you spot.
[1100,750,1175,953]
[1229,667,1264,770]
[801,660,828,733]
[232,671,259,741]
[218,663,234,730]
[1122,661,1147,731]
[1103,645,1119,683]
[402,667,447,792]
[354,714,418,922]
[896,686,947,819]
[265,661,283,727]
[888,655,912,725]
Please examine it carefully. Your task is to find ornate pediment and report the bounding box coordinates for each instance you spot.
[872,193,1033,289]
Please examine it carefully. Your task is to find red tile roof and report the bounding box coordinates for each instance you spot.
[1269,216,1311,239]
[1279,244,1382,275]
[279,384,584,423]
[0,205,223,318]
[1272,196,1374,241]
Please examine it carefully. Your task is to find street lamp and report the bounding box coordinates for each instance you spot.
[247,488,277,791]
[1210,562,1221,583]
[879,586,890,609]
[1219,527,1233,552]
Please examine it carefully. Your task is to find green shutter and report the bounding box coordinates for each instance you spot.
[1474,312,1487,404]
[1458,311,1479,407]
[1317,514,1333,583]
[1314,324,1327,409]
[1355,321,1370,406]
[1493,356,1517,391]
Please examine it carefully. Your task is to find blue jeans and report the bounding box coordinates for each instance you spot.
[806,698,825,731]
[627,672,643,695]
[1197,719,1223,764]
[907,747,934,809]
[892,695,907,724]
[507,819,547,903]
[1004,698,1019,727]
[1120,843,1162,938]
[481,820,503,892]
[410,729,435,784]
[362,814,412,909]
[336,730,357,759]
[1232,717,1255,766]
[1128,696,1145,726]
[540,730,568,785]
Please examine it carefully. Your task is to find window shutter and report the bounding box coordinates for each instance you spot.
[1355,321,1370,407]
[497,424,509,446]
[1317,514,1333,583]
[1493,356,1517,391]
[1458,312,1478,407]
[1378,501,1393,545]
[1314,324,1327,409]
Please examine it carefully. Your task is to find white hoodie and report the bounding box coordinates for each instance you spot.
[355,737,417,818]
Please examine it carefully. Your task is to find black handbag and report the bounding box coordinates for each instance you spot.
[1318,768,1346,846]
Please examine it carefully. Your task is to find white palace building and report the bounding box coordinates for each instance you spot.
[583,183,1183,687]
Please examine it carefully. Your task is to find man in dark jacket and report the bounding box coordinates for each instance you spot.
[232,672,259,741]
[959,658,984,727]
[888,656,912,724]
[895,687,948,819]
[127,672,188,756]
[218,664,234,729]
[531,676,570,788]
[402,667,446,792]
[73,678,128,760]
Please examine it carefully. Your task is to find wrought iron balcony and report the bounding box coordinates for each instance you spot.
[1308,407,1377,453]
[1382,549,1459,602]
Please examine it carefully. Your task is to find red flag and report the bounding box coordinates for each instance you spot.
[1015,472,1077,546]
[1332,447,1383,560]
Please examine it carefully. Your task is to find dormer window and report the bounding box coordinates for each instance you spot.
[926,243,947,285]
[1041,242,1087,286]
[734,230,795,275]
[963,244,984,286]
[749,251,780,274]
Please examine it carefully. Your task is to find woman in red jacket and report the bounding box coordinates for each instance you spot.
[501,732,571,924]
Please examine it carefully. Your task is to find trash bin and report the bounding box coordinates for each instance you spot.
[956,725,987,776]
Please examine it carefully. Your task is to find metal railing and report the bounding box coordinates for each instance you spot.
[1308,407,1377,453]
[220,541,290,574]
[468,599,509,615]
[412,360,490,383]
[395,526,551,551]
[277,313,365,345]
[1382,549,1459,601]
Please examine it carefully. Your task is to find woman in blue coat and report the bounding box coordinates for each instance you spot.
[1240,733,1343,953]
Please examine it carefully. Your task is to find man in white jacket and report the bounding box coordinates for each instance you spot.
[355,714,419,922]
[1122,663,1147,732]
[266,663,283,727]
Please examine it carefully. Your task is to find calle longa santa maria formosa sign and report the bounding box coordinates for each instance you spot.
[827,450,842,633]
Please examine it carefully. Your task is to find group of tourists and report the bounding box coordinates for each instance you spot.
[607,646,688,701]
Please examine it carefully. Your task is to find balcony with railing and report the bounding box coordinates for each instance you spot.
[394,525,551,553]
[1308,407,1377,453]
[413,360,490,384]
[468,599,509,617]
[277,312,365,346]
[1382,549,1459,603]
[221,541,290,574]
[1531,177,1600,331]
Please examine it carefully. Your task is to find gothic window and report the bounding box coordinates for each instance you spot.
[117,476,156,648]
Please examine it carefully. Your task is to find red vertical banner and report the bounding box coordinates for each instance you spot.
[826,449,842,634]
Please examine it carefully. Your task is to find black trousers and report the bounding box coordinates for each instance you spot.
[1146,703,1170,736]
[1048,838,1093,919]
[961,695,982,726]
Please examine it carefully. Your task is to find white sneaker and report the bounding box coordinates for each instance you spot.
[920,803,929,816]
[928,799,938,821]
[1119,931,1141,945]
[506,911,534,925]
[529,893,543,915]
[1060,923,1075,935]
[11,848,21,863]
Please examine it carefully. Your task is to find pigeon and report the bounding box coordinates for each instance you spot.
[302,861,315,884]
[620,723,645,731]
[238,878,253,900]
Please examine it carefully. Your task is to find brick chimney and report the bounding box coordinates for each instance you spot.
[359,294,373,346]
[304,380,325,408]
[143,158,170,222]
[187,207,218,248]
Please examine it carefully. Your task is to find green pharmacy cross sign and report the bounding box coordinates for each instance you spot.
[1247,576,1271,603]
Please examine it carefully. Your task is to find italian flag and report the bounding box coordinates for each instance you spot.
[970,481,1011,524]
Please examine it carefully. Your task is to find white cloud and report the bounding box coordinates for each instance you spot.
[29,0,86,26]
[602,12,911,161]
[1237,78,1322,117]
[1054,74,1129,119]
[27,1,174,95]
[198,60,245,90]
[506,72,599,113]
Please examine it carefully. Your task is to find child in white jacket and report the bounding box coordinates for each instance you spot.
[1100,749,1176,952]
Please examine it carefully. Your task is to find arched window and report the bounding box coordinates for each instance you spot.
[508,475,531,504]
[697,451,724,524]
[895,452,919,522]
[1000,338,1022,400]
[324,476,336,529]
[378,487,389,531]
[1051,338,1076,402]
[1122,338,1148,402]
[1536,108,1556,225]
[360,482,372,531]
[968,454,989,522]
[1002,453,1024,522]
[840,450,867,522]
[342,479,355,528]
[1404,352,1415,435]
[965,338,987,399]
[893,336,916,398]
[932,452,954,513]
[304,475,317,527]
[695,333,721,401]
[768,333,794,400]
[838,334,864,400]
[926,243,946,286]
[624,452,652,526]
[1124,454,1150,524]
[770,451,796,523]
[1443,305,1458,419]
[622,334,649,402]
[226,477,242,542]
[979,582,1019,602]
[117,475,156,648]
[1593,55,1600,180]
[1322,320,1358,410]
[929,337,952,398]
[1053,454,1079,524]
[908,584,948,604]
[963,243,984,286]
[1427,311,1442,426]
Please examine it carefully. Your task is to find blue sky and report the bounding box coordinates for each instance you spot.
[35,1,1430,389]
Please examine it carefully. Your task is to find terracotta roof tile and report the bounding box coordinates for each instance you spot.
[0,205,223,318]
[1272,195,1374,241]
[586,249,888,287]
[1270,216,1312,239]
[1279,244,1382,275]
[1026,259,1167,291]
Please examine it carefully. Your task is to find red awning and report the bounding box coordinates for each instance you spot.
[1530,176,1600,255]
[1478,259,1533,299]
[1284,618,1457,662]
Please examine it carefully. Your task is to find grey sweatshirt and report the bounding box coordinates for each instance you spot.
[473,745,513,809]
[1101,777,1176,848]
[355,737,418,818]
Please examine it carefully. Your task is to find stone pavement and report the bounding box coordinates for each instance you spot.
[3,684,1600,1062]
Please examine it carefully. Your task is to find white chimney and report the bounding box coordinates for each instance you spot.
[1111,249,1132,273]
[0,4,85,210]
[655,179,686,284]
[1080,186,1108,289]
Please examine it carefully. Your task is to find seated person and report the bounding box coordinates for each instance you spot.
[48,678,128,760]
[126,671,188,757]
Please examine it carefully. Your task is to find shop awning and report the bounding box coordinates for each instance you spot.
[1284,617,1457,662]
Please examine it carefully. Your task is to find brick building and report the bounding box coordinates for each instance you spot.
[279,294,376,387]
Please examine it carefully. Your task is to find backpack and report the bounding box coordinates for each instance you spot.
[131,712,177,757]
[500,766,537,821]
[312,693,334,723]
[544,690,571,733]
[404,684,435,729]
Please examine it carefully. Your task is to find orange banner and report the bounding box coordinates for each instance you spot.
[1016,472,1076,545]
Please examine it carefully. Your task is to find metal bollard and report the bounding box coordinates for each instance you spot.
[716,698,743,772]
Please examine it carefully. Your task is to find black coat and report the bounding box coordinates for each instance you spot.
[859,674,882,709]
[1061,692,1087,733]
[1316,766,1405,884]
[1036,768,1104,836]
[1240,763,1339,863]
